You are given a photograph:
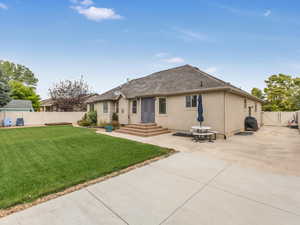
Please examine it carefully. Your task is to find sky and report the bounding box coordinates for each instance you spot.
[0,0,300,99]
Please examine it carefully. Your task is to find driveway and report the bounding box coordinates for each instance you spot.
[1,127,300,225]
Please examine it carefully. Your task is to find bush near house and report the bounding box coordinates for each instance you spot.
[78,111,97,127]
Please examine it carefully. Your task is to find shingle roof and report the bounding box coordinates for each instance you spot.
[87,65,263,103]
[2,100,33,109]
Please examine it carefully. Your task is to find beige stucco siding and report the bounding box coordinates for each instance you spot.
[94,101,114,125]
[118,97,129,125]
[128,99,141,124]
[155,92,225,134]
[225,92,262,136]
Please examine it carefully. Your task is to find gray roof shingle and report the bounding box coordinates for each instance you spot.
[87,65,263,103]
[2,100,33,109]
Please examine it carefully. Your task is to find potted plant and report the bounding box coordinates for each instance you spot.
[111,112,119,129]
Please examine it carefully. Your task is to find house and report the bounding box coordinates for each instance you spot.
[86,65,264,137]
[40,99,56,112]
[40,95,97,112]
[0,100,34,112]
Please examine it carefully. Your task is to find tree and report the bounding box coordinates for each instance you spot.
[49,77,91,112]
[0,60,38,87]
[252,74,300,111]
[251,88,264,100]
[9,80,41,110]
[0,69,11,107]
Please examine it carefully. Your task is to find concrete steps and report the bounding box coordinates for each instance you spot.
[115,123,171,137]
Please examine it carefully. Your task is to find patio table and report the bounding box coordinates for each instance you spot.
[191,126,211,132]
[191,126,215,142]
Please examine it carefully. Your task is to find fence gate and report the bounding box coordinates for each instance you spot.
[262,111,296,126]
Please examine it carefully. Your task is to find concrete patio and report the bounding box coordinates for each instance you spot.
[1,126,300,225]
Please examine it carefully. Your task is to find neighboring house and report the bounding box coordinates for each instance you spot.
[86,65,264,137]
[40,99,56,112]
[0,100,34,112]
[40,95,96,112]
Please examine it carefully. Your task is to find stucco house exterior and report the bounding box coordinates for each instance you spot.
[86,65,264,137]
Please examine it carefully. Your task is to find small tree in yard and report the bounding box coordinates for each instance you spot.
[0,69,11,107]
[49,77,91,112]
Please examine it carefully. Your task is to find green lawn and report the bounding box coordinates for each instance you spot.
[0,126,169,209]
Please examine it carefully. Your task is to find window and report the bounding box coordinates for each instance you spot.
[186,95,197,108]
[159,98,166,114]
[115,102,119,113]
[186,96,191,107]
[132,100,137,114]
[244,98,247,109]
[192,95,197,107]
[89,103,94,112]
[255,103,257,112]
[103,102,108,113]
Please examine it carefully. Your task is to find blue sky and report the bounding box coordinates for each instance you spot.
[0,0,300,98]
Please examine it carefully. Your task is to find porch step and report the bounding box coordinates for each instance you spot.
[126,124,161,130]
[115,124,170,137]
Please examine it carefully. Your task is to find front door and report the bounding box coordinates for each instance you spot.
[141,97,155,123]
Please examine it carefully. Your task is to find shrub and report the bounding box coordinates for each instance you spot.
[87,111,97,125]
[78,119,91,127]
[77,113,93,127]
[112,112,118,121]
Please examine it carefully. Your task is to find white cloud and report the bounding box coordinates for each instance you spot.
[264,10,271,17]
[165,57,185,64]
[174,28,211,42]
[204,67,217,74]
[80,0,94,6]
[0,3,8,10]
[72,6,122,22]
[155,52,169,58]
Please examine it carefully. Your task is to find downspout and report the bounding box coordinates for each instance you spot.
[127,99,130,124]
[223,91,227,140]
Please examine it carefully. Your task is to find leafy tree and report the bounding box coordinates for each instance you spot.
[251,88,264,100]
[49,77,91,112]
[9,80,41,110]
[252,74,300,111]
[0,60,38,86]
[0,69,11,107]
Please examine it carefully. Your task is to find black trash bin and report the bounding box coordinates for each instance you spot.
[16,118,24,126]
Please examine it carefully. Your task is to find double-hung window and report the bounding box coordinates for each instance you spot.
[186,95,197,108]
[159,98,166,114]
[89,103,94,112]
[103,102,108,113]
[132,100,137,114]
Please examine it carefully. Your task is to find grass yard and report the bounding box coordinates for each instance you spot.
[0,126,170,209]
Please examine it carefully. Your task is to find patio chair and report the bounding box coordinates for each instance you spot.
[192,132,214,143]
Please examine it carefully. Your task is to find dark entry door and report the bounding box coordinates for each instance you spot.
[141,98,155,123]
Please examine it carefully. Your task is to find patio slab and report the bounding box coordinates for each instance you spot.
[211,165,300,215]
[163,186,300,225]
[87,165,204,225]
[149,152,230,183]
[0,189,126,225]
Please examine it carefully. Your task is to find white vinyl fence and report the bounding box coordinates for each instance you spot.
[262,111,297,126]
[0,112,85,127]
[298,111,300,131]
